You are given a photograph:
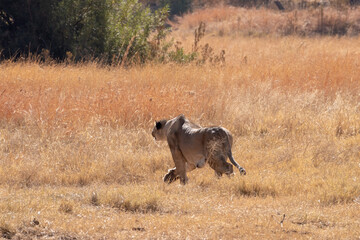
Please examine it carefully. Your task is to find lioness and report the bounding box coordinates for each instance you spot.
[152,114,246,185]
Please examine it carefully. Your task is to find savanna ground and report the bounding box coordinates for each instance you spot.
[1,5,360,239]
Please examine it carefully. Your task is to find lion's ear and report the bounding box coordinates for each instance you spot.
[156,121,162,130]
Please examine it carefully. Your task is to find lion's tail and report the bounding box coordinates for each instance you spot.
[227,143,246,175]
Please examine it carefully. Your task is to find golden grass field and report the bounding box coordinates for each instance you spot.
[1,6,360,239]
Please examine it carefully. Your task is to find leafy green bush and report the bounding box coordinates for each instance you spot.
[0,0,170,63]
[52,0,108,60]
[0,0,224,65]
[106,0,170,65]
[168,46,197,63]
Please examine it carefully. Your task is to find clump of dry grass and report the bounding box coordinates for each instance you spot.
[0,221,15,239]
[92,186,163,213]
[231,179,277,197]
[59,201,74,214]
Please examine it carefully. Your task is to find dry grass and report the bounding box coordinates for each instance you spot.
[172,5,360,36]
[1,7,360,239]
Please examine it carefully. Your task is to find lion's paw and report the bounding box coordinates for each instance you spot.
[239,167,246,175]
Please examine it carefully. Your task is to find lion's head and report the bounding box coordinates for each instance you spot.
[151,120,167,141]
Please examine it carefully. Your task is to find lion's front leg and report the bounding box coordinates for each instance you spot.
[172,150,188,185]
[167,133,188,185]
[163,168,179,184]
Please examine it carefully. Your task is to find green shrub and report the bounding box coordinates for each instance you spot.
[0,0,170,63]
[106,0,170,64]
[52,0,108,60]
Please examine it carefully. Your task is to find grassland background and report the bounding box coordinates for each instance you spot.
[1,5,360,239]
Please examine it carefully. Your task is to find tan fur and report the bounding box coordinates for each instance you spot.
[152,114,246,185]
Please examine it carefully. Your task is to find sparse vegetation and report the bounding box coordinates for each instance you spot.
[0,4,360,239]
[173,5,360,36]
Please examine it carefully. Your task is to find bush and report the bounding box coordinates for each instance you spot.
[106,0,170,65]
[0,0,54,59]
[52,0,108,60]
[0,0,227,64]
[0,0,170,63]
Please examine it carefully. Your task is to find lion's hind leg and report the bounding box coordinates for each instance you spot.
[208,154,234,178]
